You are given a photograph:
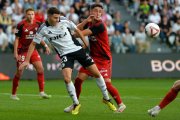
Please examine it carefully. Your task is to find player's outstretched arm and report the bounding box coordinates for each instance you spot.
[13,37,19,61]
[40,40,50,55]
[77,15,94,30]
[75,28,89,48]
[19,41,36,71]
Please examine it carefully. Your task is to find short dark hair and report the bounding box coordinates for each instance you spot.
[47,7,60,15]
[88,3,103,11]
[25,8,34,13]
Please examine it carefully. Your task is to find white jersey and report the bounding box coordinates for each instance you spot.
[33,19,82,56]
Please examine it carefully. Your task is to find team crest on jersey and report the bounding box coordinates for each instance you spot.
[29,31,33,34]
[25,29,28,32]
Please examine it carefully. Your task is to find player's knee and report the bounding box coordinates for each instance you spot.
[172,80,180,91]
[36,67,44,73]
[64,76,72,83]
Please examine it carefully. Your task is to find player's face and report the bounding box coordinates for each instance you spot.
[48,14,60,26]
[26,10,35,22]
[90,7,103,21]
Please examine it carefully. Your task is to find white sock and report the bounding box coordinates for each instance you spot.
[96,75,109,100]
[66,81,79,105]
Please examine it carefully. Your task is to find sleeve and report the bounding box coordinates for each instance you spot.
[15,23,23,37]
[33,27,45,44]
[67,20,77,31]
[89,22,105,35]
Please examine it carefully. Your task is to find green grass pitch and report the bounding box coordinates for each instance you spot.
[0,79,180,120]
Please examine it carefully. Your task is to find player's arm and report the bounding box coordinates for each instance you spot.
[40,40,50,55]
[19,41,36,71]
[14,23,23,61]
[75,28,88,48]
[77,15,94,30]
[82,22,105,36]
[13,37,19,61]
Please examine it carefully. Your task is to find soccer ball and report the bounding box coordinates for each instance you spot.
[145,23,160,37]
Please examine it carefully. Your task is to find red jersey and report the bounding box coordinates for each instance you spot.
[15,19,41,53]
[87,20,112,61]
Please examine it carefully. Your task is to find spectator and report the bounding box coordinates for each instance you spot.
[11,0,22,14]
[35,6,45,23]
[137,0,150,22]
[0,25,8,52]
[148,8,161,24]
[175,29,180,52]
[0,7,12,32]
[113,11,123,32]
[135,23,150,53]
[159,15,172,45]
[122,28,136,53]
[7,26,16,52]
[66,6,79,24]
[111,30,127,53]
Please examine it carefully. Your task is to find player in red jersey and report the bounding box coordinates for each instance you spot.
[64,3,126,113]
[11,8,51,100]
[148,80,180,117]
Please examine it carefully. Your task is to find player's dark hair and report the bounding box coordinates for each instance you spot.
[47,7,60,15]
[25,8,34,13]
[88,3,103,11]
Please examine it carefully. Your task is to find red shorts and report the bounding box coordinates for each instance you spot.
[17,50,41,67]
[79,59,112,78]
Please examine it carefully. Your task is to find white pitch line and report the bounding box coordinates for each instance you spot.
[1,92,180,100]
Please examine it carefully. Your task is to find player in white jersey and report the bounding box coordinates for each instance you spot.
[19,7,116,115]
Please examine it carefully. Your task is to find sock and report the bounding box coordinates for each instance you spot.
[74,77,84,99]
[159,88,179,109]
[96,75,109,100]
[66,81,79,105]
[12,75,20,95]
[106,82,122,105]
[37,73,45,92]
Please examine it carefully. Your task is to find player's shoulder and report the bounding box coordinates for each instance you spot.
[34,19,42,26]
[95,20,105,27]
[17,19,26,26]
[36,22,47,33]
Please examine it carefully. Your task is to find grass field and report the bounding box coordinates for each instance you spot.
[0,79,180,120]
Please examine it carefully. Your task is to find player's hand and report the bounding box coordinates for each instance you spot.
[45,46,51,55]
[14,53,20,61]
[19,61,29,71]
[86,15,95,22]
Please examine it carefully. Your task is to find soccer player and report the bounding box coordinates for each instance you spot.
[11,8,51,101]
[19,7,116,115]
[64,3,126,113]
[148,80,180,117]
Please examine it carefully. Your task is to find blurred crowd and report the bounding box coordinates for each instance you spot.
[0,0,179,54]
[124,0,180,53]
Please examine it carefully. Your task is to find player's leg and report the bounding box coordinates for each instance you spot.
[105,78,126,112]
[148,80,180,117]
[76,49,116,111]
[74,72,88,99]
[11,69,23,100]
[11,54,25,100]
[31,50,51,99]
[62,68,81,115]
[99,60,126,112]
[64,71,88,113]
[85,64,116,111]
[32,61,51,99]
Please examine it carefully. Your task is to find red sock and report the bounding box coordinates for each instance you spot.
[37,73,44,92]
[74,77,83,99]
[12,75,20,95]
[106,82,122,105]
[159,88,179,109]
